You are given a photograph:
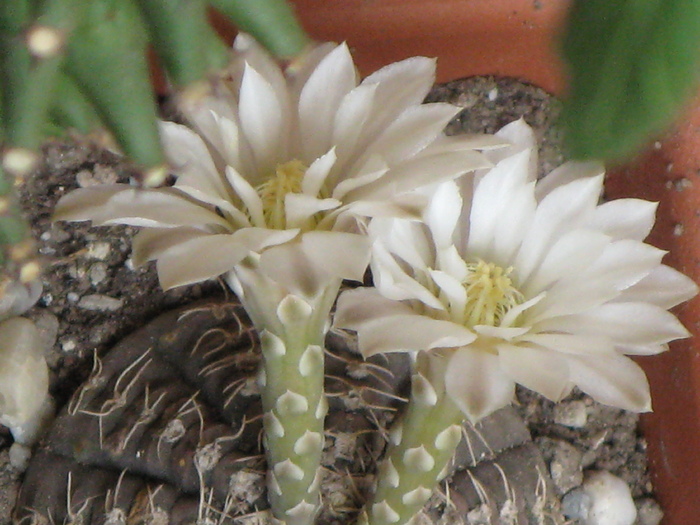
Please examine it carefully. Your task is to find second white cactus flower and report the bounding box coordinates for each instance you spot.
[336,120,698,423]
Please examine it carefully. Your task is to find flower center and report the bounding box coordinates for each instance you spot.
[255,159,308,229]
[462,260,524,327]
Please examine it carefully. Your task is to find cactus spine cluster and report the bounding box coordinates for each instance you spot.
[0,0,309,284]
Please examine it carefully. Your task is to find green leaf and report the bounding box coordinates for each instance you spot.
[209,0,310,59]
[561,0,700,161]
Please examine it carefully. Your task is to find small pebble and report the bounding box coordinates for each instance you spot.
[549,440,583,494]
[61,339,77,352]
[87,242,111,260]
[635,497,663,525]
[582,471,637,525]
[78,294,123,311]
[553,400,588,428]
[9,443,32,472]
[89,263,108,285]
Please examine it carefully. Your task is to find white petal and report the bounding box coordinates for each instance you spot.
[347,150,489,201]
[538,302,691,345]
[301,231,372,282]
[132,227,210,266]
[423,181,462,250]
[444,347,515,423]
[566,353,652,412]
[436,245,469,282]
[371,218,433,270]
[334,288,415,331]
[285,194,341,229]
[429,269,467,323]
[586,199,658,241]
[356,315,475,357]
[524,229,611,295]
[428,133,509,152]
[583,239,666,291]
[360,56,436,140]
[487,118,538,171]
[466,149,535,261]
[302,148,337,197]
[497,344,571,402]
[258,241,330,297]
[520,333,615,356]
[54,185,128,222]
[58,187,230,229]
[159,121,227,198]
[231,227,299,253]
[615,343,667,356]
[342,194,427,221]
[331,83,378,173]
[619,264,698,308]
[515,174,603,283]
[239,63,283,173]
[370,241,444,310]
[225,165,265,227]
[331,163,388,201]
[214,114,245,173]
[473,325,531,340]
[157,234,250,289]
[356,103,460,167]
[535,161,605,201]
[500,292,546,328]
[299,43,357,161]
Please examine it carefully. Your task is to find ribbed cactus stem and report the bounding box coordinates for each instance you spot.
[226,261,337,525]
[361,365,465,525]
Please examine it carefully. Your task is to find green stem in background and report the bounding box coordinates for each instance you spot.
[210,0,311,59]
[361,355,465,525]
[0,0,87,175]
[65,0,165,178]
[227,261,335,525]
[0,166,36,284]
[135,0,229,88]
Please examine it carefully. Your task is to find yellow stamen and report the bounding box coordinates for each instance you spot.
[255,160,308,229]
[462,260,524,327]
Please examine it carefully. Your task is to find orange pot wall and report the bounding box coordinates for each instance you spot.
[606,105,700,525]
[291,0,569,93]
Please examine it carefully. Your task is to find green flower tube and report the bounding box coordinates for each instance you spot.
[360,353,464,525]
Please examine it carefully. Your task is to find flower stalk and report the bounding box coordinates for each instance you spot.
[361,354,464,525]
[227,260,337,525]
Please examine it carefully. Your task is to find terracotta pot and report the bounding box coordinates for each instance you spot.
[286,1,700,523]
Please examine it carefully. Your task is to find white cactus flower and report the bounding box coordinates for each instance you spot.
[335,120,698,422]
[54,34,494,297]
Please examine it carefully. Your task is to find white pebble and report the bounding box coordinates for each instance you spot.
[554,400,588,428]
[581,471,637,525]
[9,443,32,471]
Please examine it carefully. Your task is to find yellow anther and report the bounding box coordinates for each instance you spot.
[463,260,524,327]
[256,159,307,229]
